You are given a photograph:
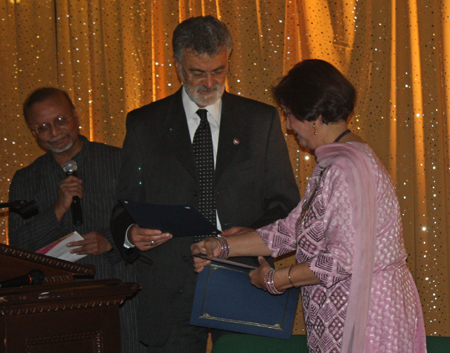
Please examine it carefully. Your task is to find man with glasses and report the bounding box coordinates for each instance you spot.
[111,16,299,353]
[8,87,143,353]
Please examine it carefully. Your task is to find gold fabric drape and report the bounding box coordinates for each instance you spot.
[0,0,448,337]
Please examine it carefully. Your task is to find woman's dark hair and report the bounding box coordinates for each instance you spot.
[273,59,356,124]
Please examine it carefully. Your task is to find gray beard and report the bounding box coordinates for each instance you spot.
[40,138,74,153]
[185,84,224,107]
[179,67,225,107]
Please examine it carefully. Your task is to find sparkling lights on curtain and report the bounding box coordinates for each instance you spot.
[0,0,448,336]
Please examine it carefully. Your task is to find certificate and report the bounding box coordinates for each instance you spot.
[120,199,221,238]
[190,262,299,339]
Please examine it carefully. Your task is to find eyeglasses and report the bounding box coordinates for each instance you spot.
[31,115,73,136]
[180,64,228,81]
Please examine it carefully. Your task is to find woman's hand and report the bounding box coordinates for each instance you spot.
[191,237,222,273]
[249,256,273,290]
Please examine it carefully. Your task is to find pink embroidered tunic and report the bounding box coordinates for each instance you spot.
[258,142,426,353]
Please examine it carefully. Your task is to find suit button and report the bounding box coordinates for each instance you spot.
[178,289,184,294]
[182,256,189,262]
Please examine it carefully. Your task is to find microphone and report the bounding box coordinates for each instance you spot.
[0,200,39,219]
[0,269,45,288]
[62,160,83,226]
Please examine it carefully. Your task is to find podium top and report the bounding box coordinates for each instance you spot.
[0,243,95,283]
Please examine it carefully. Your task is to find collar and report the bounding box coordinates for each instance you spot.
[74,135,89,159]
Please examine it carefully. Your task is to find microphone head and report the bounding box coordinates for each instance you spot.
[63,160,78,174]
[29,269,45,286]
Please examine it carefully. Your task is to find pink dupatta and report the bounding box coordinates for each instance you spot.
[315,143,377,353]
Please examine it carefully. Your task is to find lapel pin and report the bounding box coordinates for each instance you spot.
[233,138,240,145]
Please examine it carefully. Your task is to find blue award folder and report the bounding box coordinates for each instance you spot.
[190,262,300,339]
[119,199,220,238]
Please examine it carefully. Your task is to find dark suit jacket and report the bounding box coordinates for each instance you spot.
[111,88,300,346]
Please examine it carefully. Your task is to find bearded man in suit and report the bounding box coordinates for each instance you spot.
[111,15,300,353]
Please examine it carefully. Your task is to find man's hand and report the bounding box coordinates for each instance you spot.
[54,175,83,222]
[67,231,112,255]
[128,224,172,251]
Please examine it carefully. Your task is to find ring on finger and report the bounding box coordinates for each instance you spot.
[150,240,155,246]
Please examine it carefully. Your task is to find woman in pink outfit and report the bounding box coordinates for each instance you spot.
[192,59,427,353]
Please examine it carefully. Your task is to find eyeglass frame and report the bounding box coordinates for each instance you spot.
[179,62,228,81]
[29,113,74,136]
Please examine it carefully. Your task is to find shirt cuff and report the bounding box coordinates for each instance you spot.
[123,224,136,248]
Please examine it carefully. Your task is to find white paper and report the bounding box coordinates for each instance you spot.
[43,231,87,262]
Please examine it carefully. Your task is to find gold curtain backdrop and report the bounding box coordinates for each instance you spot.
[0,0,449,337]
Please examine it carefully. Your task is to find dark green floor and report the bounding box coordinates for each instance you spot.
[212,334,450,353]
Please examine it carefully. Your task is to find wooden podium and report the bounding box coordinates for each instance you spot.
[0,243,141,353]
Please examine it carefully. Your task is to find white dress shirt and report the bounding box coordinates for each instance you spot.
[182,88,221,167]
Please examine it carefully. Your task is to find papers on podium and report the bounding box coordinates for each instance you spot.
[120,199,221,237]
[190,262,300,339]
[36,231,87,262]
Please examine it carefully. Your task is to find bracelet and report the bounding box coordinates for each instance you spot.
[287,266,296,287]
[264,268,285,295]
[215,236,230,259]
